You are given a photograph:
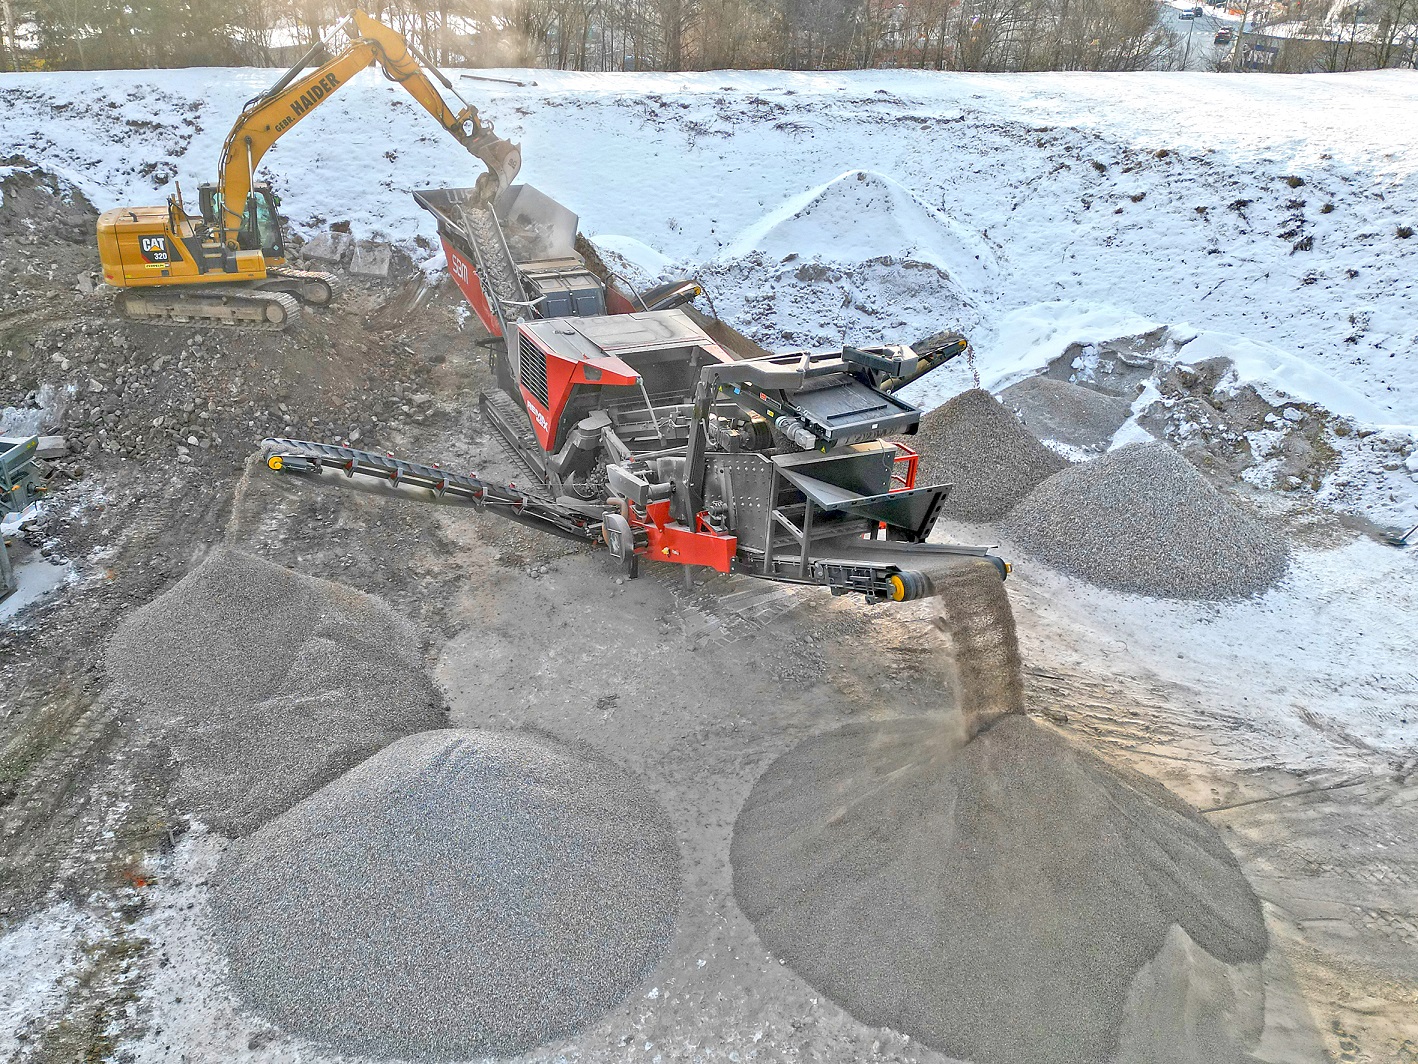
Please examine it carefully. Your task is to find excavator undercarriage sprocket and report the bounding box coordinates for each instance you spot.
[116,288,301,331]
[264,268,339,306]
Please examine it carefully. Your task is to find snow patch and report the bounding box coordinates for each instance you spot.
[1177,327,1407,428]
[1012,535,1418,757]
[588,234,673,278]
[1,552,75,624]
[721,169,994,294]
[0,904,101,1055]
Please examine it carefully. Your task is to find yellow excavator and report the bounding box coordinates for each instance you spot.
[96,9,521,330]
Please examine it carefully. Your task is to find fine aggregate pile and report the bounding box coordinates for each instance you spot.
[1003,441,1288,600]
[997,375,1134,452]
[105,548,445,835]
[731,714,1269,1064]
[212,728,681,1060]
[910,388,1069,521]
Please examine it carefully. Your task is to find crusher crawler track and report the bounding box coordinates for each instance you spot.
[477,390,552,490]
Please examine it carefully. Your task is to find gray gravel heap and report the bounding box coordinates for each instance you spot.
[731,715,1268,1064]
[997,375,1134,452]
[910,388,1068,521]
[212,728,681,1060]
[105,548,444,835]
[1003,441,1287,600]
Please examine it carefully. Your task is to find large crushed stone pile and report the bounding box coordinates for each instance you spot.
[910,389,1068,521]
[997,375,1134,453]
[1003,441,1287,600]
[731,714,1269,1064]
[212,729,681,1060]
[105,548,444,835]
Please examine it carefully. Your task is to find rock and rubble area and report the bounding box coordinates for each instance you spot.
[0,164,499,1062]
[0,150,1413,1064]
[1009,327,1418,537]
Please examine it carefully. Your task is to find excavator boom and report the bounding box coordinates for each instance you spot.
[216,9,520,242]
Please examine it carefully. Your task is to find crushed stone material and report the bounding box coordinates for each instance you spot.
[105,548,445,835]
[731,714,1268,1064]
[1003,441,1288,600]
[909,388,1068,521]
[1112,924,1266,1064]
[212,728,681,1060]
[998,375,1134,453]
[930,559,1024,737]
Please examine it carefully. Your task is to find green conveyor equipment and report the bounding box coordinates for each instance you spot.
[1,436,42,601]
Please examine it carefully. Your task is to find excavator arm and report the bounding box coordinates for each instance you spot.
[213,8,520,246]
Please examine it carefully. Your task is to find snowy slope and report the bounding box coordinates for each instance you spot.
[1,67,1415,501]
[2,68,1414,410]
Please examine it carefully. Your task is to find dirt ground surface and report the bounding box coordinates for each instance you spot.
[1,173,1415,1064]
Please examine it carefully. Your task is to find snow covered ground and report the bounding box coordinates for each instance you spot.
[1003,525,1418,759]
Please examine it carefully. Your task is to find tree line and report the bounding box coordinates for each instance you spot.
[1,0,1411,72]
[0,0,1170,72]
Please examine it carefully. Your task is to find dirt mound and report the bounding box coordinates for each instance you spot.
[998,375,1134,453]
[212,728,681,1059]
[105,548,444,834]
[910,388,1069,521]
[0,158,95,243]
[724,170,993,291]
[731,714,1268,1064]
[1003,441,1288,600]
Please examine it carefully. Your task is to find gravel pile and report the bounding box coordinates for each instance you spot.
[910,388,1068,521]
[105,548,445,835]
[212,728,681,1060]
[997,376,1134,452]
[731,714,1268,1064]
[1003,441,1288,600]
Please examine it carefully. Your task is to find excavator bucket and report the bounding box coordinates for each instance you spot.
[471,137,523,204]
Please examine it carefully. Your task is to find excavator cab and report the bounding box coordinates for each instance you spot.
[198,182,287,261]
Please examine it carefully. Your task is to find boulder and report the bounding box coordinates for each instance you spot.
[34,436,68,460]
[302,231,354,265]
[350,240,392,278]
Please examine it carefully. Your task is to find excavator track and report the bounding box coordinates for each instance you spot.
[263,268,340,306]
[116,288,301,331]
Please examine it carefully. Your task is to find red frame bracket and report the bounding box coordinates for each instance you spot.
[631,499,737,573]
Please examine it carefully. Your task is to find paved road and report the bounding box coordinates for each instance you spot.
[1161,2,1239,69]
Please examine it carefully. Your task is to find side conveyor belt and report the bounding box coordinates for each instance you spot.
[261,438,599,544]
